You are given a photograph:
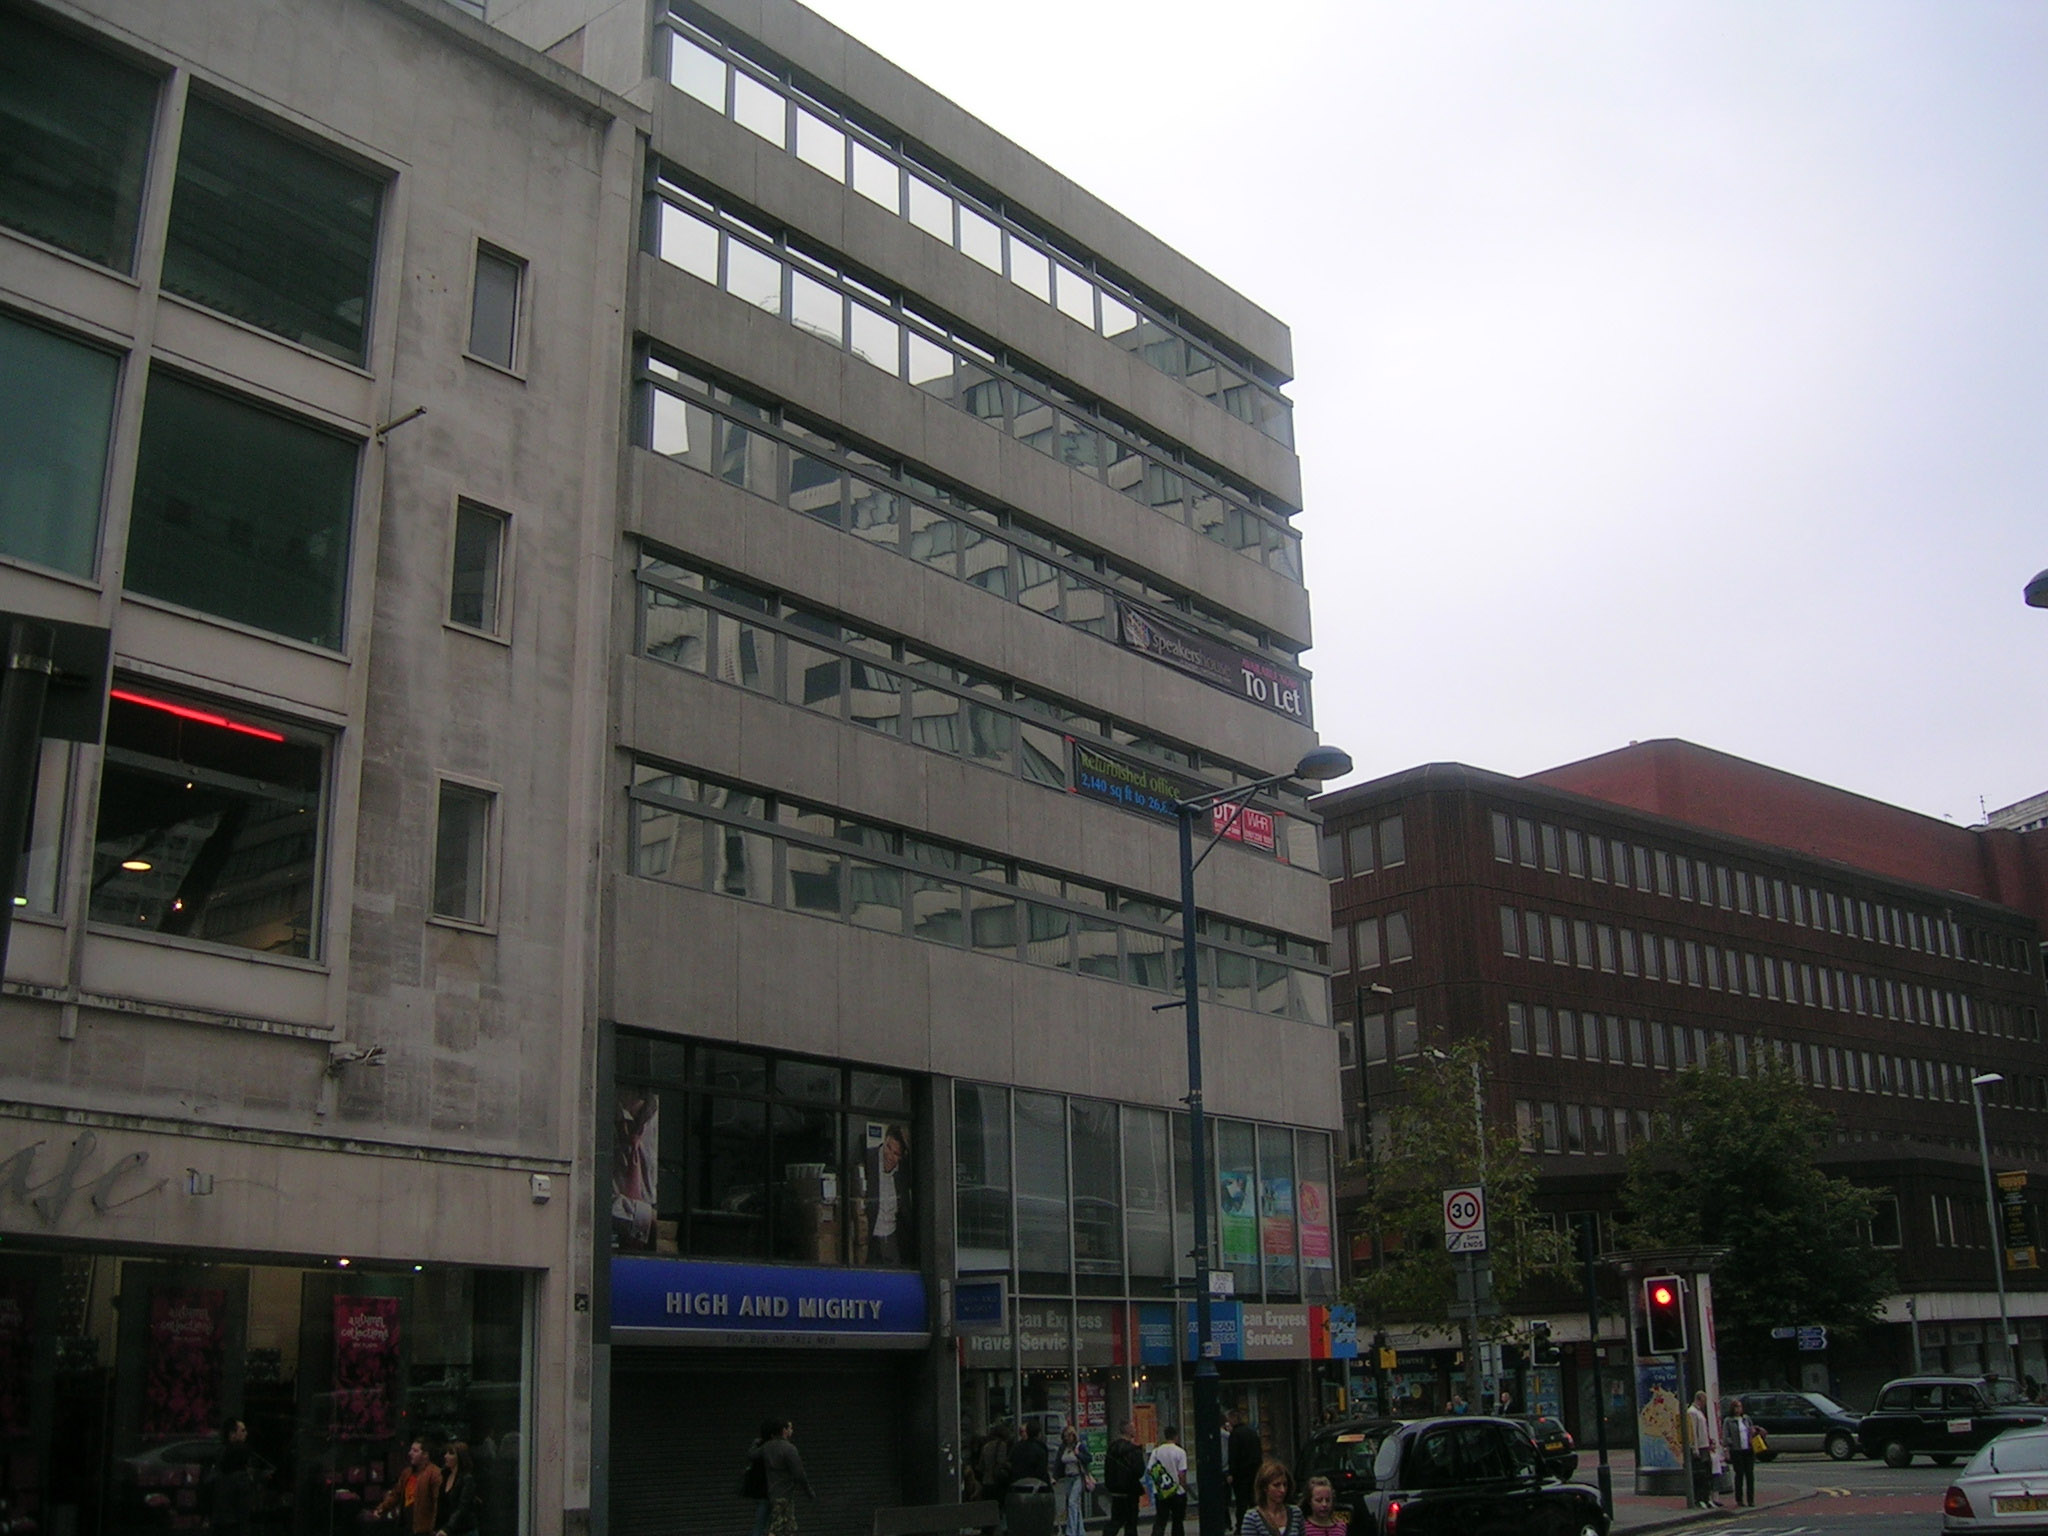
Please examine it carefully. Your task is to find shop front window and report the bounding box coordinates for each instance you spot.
[0,1251,525,1536]
[612,1032,918,1268]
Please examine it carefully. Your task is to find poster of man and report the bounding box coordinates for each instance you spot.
[612,1091,658,1252]
[854,1122,911,1265]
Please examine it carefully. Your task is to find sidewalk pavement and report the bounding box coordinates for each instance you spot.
[1580,1451,1818,1534]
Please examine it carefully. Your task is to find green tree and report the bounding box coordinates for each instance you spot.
[1344,1040,1572,1342]
[1618,1050,1891,1376]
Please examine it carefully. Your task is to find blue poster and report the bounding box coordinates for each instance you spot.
[1636,1360,1685,1470]
[1184,1301,1243,1361]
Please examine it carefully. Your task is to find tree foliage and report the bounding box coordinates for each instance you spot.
[1618,1050,1892,1372]
[1343,1040,1572,1339]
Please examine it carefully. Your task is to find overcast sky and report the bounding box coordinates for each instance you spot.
[808,0,2048,826]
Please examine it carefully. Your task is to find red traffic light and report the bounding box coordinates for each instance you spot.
[1643,1274,1687,1353]
[1650,1283,1675,1307]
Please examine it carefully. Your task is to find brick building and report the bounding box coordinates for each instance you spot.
[1315,744,2048,1426]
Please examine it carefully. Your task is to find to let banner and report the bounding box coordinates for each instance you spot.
[1116,602,1312,726]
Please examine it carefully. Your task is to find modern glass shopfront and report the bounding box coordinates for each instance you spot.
[953,1082,1349,1481]
[0,1248,528,1536]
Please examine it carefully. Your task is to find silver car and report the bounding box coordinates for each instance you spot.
[1943,1424,2048,1533]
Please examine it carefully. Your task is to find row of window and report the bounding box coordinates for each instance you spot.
[26,680,494,959]
[636,353,1306,682]
[627,762,1331,1020]
[1,11,530,625]
[1503,1001,2041,1109]
[955,1081,1337,1302]
[1490,808,2033,973]
[1514,1099,1645,1157]
[658,13,1296,448]
[649,175,1301,581]
[1497,902,2040,1040]
[633,549,1317,863]
[1320,814,1406,882]
[1329,911,1413,973]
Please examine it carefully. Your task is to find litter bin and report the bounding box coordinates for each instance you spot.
[1006,1478,1055,1536]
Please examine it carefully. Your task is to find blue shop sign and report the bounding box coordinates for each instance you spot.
[611,1257,929,1349]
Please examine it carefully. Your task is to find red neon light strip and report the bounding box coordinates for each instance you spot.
[109,689,287,743]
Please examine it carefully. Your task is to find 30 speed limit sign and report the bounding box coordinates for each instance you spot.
[1443,1185,1488,1253]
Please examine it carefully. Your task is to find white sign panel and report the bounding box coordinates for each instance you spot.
[1443,1184,1487,1253]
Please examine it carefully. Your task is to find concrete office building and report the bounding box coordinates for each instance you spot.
[1316,743,2048,1427]
[500,3,1343,1526]
[0,0,635,1529]
[0,0,1339,1530]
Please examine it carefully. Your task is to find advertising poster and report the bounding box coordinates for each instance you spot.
[0,1277,29,1437]
[612,1090,659,1252]
[1636,1359,1685,1470]
[1218,1163,1257,1264]
[1299,1179,1334,1283]
[331,1295,401,1441]
[141,1287,226,1438]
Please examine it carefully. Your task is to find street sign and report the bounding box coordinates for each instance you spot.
[1769,1326,1796,1340]
[1209,1270,1235,1297]
[1797,1326,1827,1352]
[1443,1185,1487,1253]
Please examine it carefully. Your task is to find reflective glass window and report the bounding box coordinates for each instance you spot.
[906,176,951,240]
[1015,1091,1070,1282]
[959,205,1003,271]
[127,371,358,649]
[731,70,786,146]
[0,312,117,577]
[847,478,903,549]
[907,332,954,398]
[1054,264,1095,326]
[794,106,845,178]
[1072,1099,1122,1284]
[163,95,383,365]
[669,32,727,109]
[467,245,523,369]
[849,303,900,372]
[723,240,783,313]
[0,7,157,271]
[91,686,324,956]
[789,268,843,346]
[1007,237,1052,302]
[956,1083,1012,1268]
[851,140,899,212]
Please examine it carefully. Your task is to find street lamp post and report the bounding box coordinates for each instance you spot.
[1971,1071,2016,1379]
[1175,743,1351,1536]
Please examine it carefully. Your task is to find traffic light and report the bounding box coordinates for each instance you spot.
[1643,1275,1687,1354]
[1531,1320,1559,1365]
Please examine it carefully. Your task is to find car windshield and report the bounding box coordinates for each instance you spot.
[1973,1434,2048,1475]
[1987,1379,2029,1406]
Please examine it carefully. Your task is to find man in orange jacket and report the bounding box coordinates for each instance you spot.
[372,1439,443,1533]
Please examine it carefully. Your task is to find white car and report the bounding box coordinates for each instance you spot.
[1944,1424,2048,1533]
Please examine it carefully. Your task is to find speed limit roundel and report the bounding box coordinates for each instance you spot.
[1445,1187,1484,1231]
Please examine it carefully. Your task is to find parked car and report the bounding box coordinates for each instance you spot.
[1514,1414,1580,1480]
[1726,1389,1862,1461]
[1943,1423,2048,1533]
[1357,1416,1608,1536]
[1858,1376,2048,1468]
[1297,1416,1411,1511]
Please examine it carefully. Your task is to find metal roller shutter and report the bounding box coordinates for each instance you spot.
[611,1349,906,1536]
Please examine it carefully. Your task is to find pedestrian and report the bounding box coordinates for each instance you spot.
[743,1421,775,1536]
[1300,1476,1345,1536]
[1146,1425,1189,1536]
[1052,1424,1093,1536]
[372,1439,444,1532]
[1237,1461,1303,1536]
[1493,1389,1512,1416]
[435,1442,482,1536]
[203,1418,254,1536]
[1685,1391,1718,1510]
[1103,1420,1147,1536]
[979,1423,1015,1510]
[760,1419,816,1536]
[1012,1419,1053,1486]
[1725,1400,1758,1508]
[1226,1412,1264,1524]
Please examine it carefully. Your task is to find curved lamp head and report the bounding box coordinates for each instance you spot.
[1292,744,1354,782]
[1974,1072,2006,1088]
[2028,570,2048,609]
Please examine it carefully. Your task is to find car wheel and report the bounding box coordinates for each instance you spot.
[1825,1433,1855,1462]
[1932,1454,1958,1467]
[1882,1440,1912,1469]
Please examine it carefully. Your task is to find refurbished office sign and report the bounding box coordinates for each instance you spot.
[1069,740,1279,853]
[1116,602,1312,727]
